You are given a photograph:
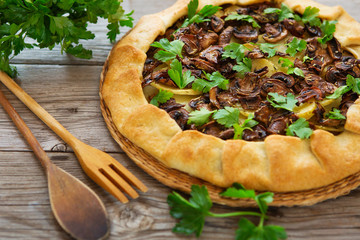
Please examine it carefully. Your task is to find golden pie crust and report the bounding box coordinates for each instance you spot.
[101,0,360,193]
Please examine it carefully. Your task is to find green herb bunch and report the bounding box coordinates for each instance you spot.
[0,0,134,76]
[168,184,287,239]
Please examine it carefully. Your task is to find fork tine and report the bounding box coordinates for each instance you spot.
[109,161,148,193]
[93,170,129,203]
[101,166,139,199]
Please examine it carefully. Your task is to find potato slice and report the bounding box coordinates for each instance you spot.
[151,82,202,95]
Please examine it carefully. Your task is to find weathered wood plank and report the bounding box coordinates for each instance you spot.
[0,64,120,152]
[1,152,360,239]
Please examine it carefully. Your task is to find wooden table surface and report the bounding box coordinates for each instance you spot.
[1,0,360,239]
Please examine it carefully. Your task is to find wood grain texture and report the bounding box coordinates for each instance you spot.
[1,0,360,239]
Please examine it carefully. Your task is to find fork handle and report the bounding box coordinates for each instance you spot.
[0,87,52,170]
[0,71,79,147]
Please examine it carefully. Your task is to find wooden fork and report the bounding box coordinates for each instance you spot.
[0,71,148,203]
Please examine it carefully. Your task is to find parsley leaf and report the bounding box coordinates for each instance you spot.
[346,74,360,94]
[0,0,133,77]
[278,57,304,77]
[303,56,314,62]
[233,114,259,140]
[257,43,278,58]
[286,38,307,57]
[225,14,260,28]
[318,20,337,45]
[167,185,212,237]
[213,106,240,128]
[267,92,298,112]
[301,6,321,27]
[181,0,221,28]
[265,3,300,22]
[286,118,313,139]
[326,86,350,99]
[168,184,287,239]
[168,59,195,89]
[222,42,248,63]
[233,57,252,77]
[187,108,216,126]
[220,183,256,199]
[326,75,360,99]
[150,89,174,107]
[326,108,346,120]
[151,38,184,62]
[192,71,229,93]
[236,219,287,240]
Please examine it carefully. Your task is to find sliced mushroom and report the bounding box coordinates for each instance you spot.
[198,32,219,50]
[219,26,234,45]
[282,19,305,37]
[242,124,268,141]
[179,34,200,55]
[230,73,261,97]
[193,58,217,73]
[263,23,288,42]
[296,87,324,104]
[306,24,321,36]
[143,58,161,76]
[219,128,235,140]
[247,47,265,59]
[260,78,293,97]
[152,69,177,87]
[189,94,212,111]
[233,25,259,43]
[209,87,221,109]
[270,72,295,88]
[267,116,289,135]
[159,98,184,112]
[239,95,263,110]
[168,108,189,130]
[327,37,342,60]
[211,16,224,33]
[217,91,239,107]
[199,45,223,65]
[254,103,275,125]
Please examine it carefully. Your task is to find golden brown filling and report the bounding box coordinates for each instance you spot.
[142,2,360,141]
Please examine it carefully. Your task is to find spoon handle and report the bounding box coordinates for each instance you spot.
[0,87,51,169]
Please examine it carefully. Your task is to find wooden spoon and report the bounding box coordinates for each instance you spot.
[0,87,109,240]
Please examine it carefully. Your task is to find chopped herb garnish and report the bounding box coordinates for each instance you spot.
[167,184,287,238]
[318,20,337,45]
[267,92,298,112]
[168,59,195,89]
[192,71,229,93]
[257,43,279,58]
[181,0,221,28]
[151,38,184,62]
[301,6,321,27]
[326,75,360,99]
[233,57,252,77]
[286,118,313,139]
[150,89,173,107]
[264,3,300,22]
[278,57,304,77]
[233,114,259,140]
[187,108,216,126]
[303,56,314,62]
[213,106,240,128]
[225,14,260,28]
[222,42,249,63]
[286,38,307,57]
[326,108,346,120]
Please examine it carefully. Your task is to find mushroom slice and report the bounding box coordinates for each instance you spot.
[233,25,259,43]
[198,32,219,50]
[211,16,224,33]
[199,45,223,64]
[283,19,305,37]
[219,26,234,45]
[263,23,288,43]
[179,34,200,55]
[327,37,342,60]
[270,72,295,88]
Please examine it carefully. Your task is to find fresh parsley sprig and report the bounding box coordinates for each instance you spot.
[286,38,307,57]
[318,20,337,45]
[286,118,313,139]
[192,71,229,93]
[150,39,184,62]
[150,89,173,107]
[233,114,259,140]
[225,14,260,28]
[257,43,279,58]
[187,108,216,126]
[326,108,346,120]
[181,0,221,28]
[267,92,298,112]
[264,3,301,22]
[326,74,360,99]
[301,6,321,27]
[168,184,287,239]
[233,57,252,77]
[213,106,240,128]
[278,57,305,77]
[222,43,252,77]
[0,0,133,77]
[168,59,195,89]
